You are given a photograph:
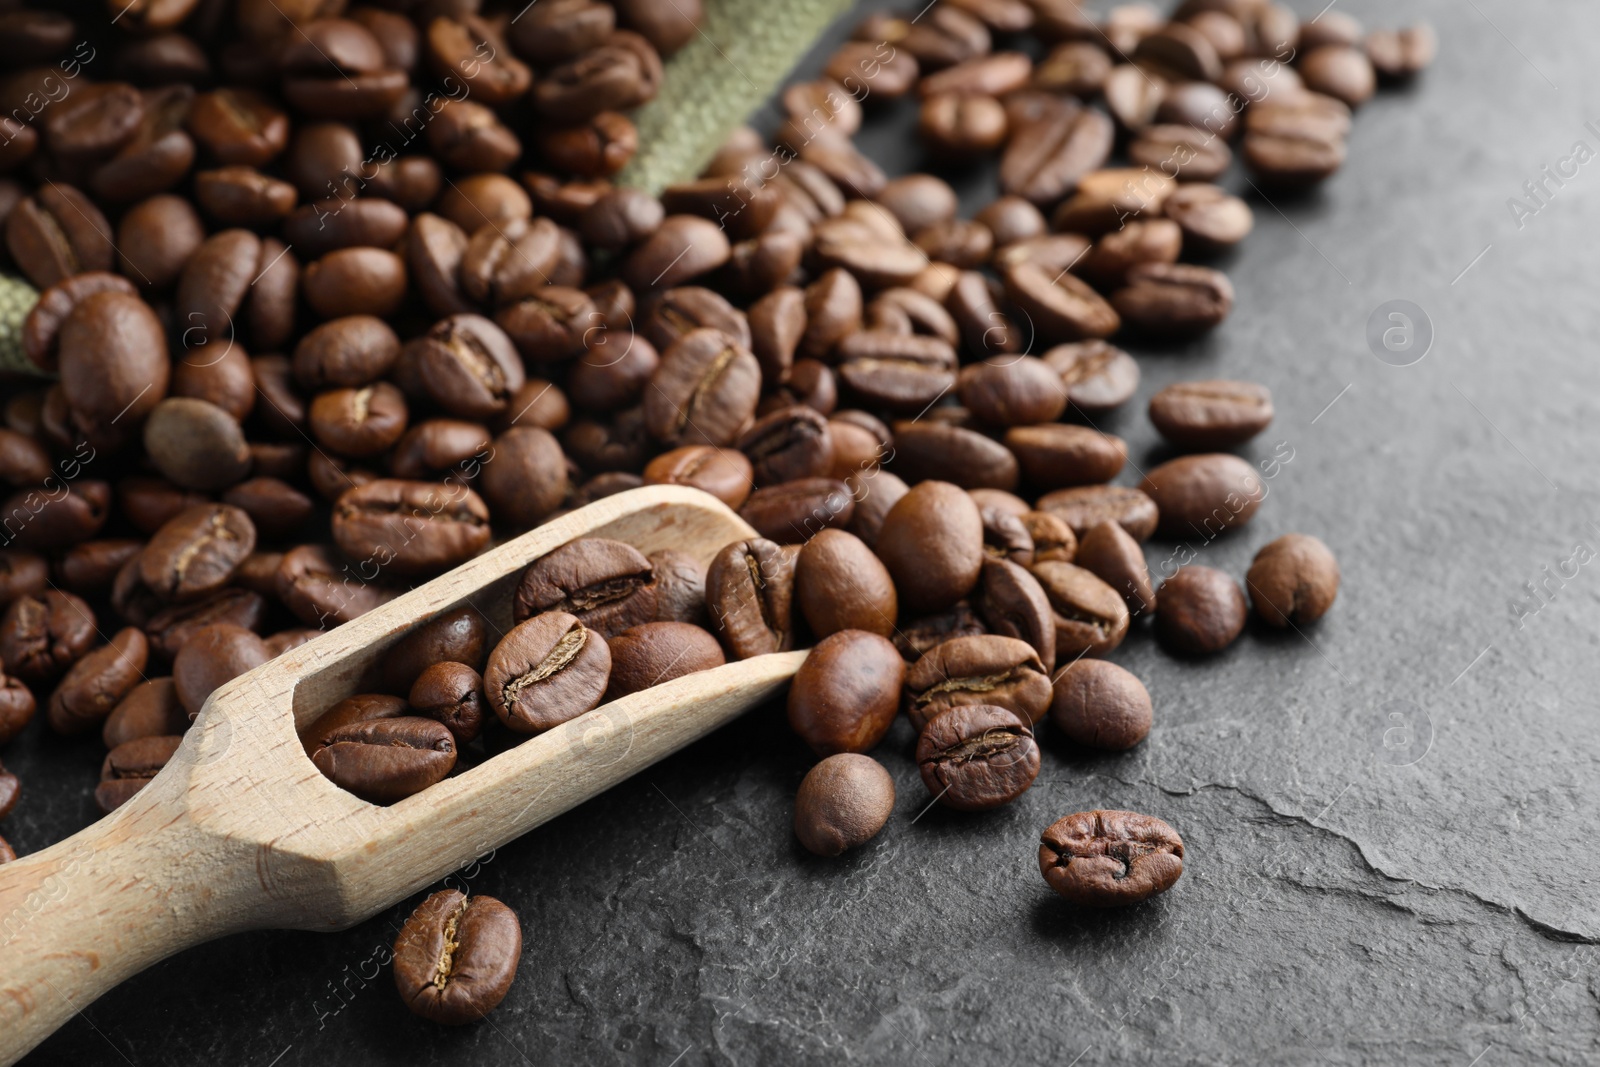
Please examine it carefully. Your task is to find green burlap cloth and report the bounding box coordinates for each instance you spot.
[0,0,852,378]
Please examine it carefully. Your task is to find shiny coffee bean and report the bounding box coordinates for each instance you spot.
[706,538,798,659]
[332,480,491,577]
[1149,380,1274,449]
[739,478,855,545]
[379,606,490,696]
[1004,425,1127,490]
[485,611,611,734]
[1049,660,1152,751]
[140,504,257,602]
[392,890,521,1025]
[312,716,457,804]
[915,703,1040,811]
[903,634,1051,732]
[409,661,487,746]
[1029,561,1130,658]
[47,627,149,736]
[643,446,754,510]
[1246,534,1340,627]
[876,481,984,614]
[787,629,904,757]
[103,676,188,749]
[1156,566,1247,655]
[795,529,897,639]
[1074,521,1155,616]
[172,623,270,717]
[1037,485,1160,543]
[513,538,657,637]
[0,590,96,685]
[96,735,183,814]
[972,557,1057,671]
[793,753,895,857]
[604,621,725,701]
[1039,810,1184,906]
[1140,453,1264,539]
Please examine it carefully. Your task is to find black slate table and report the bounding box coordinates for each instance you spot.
[12,1,1600,1064]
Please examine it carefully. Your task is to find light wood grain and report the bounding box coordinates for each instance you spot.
[0,485,803,1065]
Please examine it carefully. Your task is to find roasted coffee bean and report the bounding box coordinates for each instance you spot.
[1037,343,1138,417]
[834,331,958,414]
[876,481,984,614]
[958,357,1067,427]
[623,215,730,291]
[1246,534,1340,627]
[172,623,270,717]
[393,890,521,1025]
[145,588,268,662]
[904,634,1051,732]
[302,246,407,319]
[1074,521,1155,616]
[55,540,140,598]
[866,287,961,347]
[0,760,16,819]
[643,446,754,509]
[427,15,532,106]
[513,538,656,637]
[1030,561,1130,658]
[1156,566,1247,655]
[706,538,798,659]
[564,407,653,473]
[1299,45,1376,108]
[894,601,986,661]
[795,529,897,639]
[739,478,855,544]
[0,551,48,608]
[1001,102,1114,205]
[843,466,908,549]
[409,315,526,420]
[1004,261,1119,342]
[511,0,616,65]
[800,268,862,361]
[309,383,410,458]
[875,174,958,235]
[981,508,1034,566]
[973,196,1046,249]
[748,286,805,387]
[1034,40,1113,96]
[640,287,750,353]
[973,558,1057,670]
[0,479,111,551]
[332,480,490,577]
[916,703,1039,810]
[277,545,396,628]
[379,606,489,695]
[1243,92,1350,188]
[1020,511,1077,565]
[143,398,252,492]
[140,504,257,602]
[1128,124,1232,182]
[6,184,114,289]
[301,693,408,754]
[485,611,611,734]
[1150,380,1274,449]
[478,427,568,530]
[0,590,95,685]
[1156,79,1237,136]
[1366,25,1437,81]
[1162,183,1254,254]
[494,286,596,363]
[794,753,895,857]
[1038,485,1159,543]
[1052,167,1176,235]
[644,328,761,448]
[1140,453,1263,539]
[57,290,169,443]
[647,549,707,626]
[47,627,149,736]
[95,735,183,814]
[1050,660,1152,751]
[919,92,1008,156]
[187,87,288,167]
[604,621,725,700]
[0,671,36,745]
[434,173,532,233]
[1079,218,1183,290]
[293,316,399,390]
[408,661,487,745]
[103,676,188,749]
[1039,810,1183,906]
[887,422,1018,492]
[313,716,457,804]
[389,421,493,481]
[1112,263,1234,337]
[193,166,296,225]
[1004,425,1127,490]
[739,406,833,486]
[788,629,903,756]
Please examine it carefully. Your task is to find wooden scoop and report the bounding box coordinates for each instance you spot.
[0,485,804,1064]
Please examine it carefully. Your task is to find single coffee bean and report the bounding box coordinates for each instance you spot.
[429,15,534,106]
[739,478,856,544]
[96,734,184,814]
[919,91,1009,156]
[1140,453,1264,539]
[0,590,96,685]
[1246,533,1340,627]
[143,397,253,492]
[623,215,731,291]
[1128,124,1232,182]
[140,504,257,602]
[0,551,48,607]
[47,627,149,736]
[893,601,987,662]
[788,629,904,757]
[706,538,798,659]
[1049,660,1152,751]
[300,693,409,754]
[379,605,490,695]
[1299,45,1376,108]
[1365,25,1437,81]
[644,328,761,448]
[972,557,1057,670]
[513,538,657,637]
[604,621,725,701]
[172,623,270,718]
[1149,380,1274,449]
[1112,263,1234,338]
[794,753,895,857]
[510,0,616,65]
[7,184,115,289]
[312,716,457,804]
[103,676,188,749]
[643,446,754,510]
[1163,183,1253,255]
[478,426,569,530]
[1029,561,1130,658]
[388,421,493,482]
[890,422,1020,492]
[1037,485,1160,542]
[408,315,526,421]
[145,588,268,663]
[957,357,1068,427]
[332,480,491,577]
[834,331,958,414]
[1000,102,1114,205]
[904,634,1051,732]
[794,529,897,639]
[309,382,410,459]
[973,196,1046,248]
[1020,511,1077,565]
[1242,91,1350,189]
[916,703,1040,810]
[1004,424,1127,490]
[875,174,958,235]
[1156,79,1236,135]
[276,545,397,628]
[1074,520,1155,616]
[1102,64,1165,132]
[485,611,611,734]
[647,549,707,626]
[1036,343,1137,418]
[55,540,141,597]
[1156,565,1247,655]
[409,661,487,745]
[981,507,1034,566]
[1052,167,1176,235]
[393,890,521,1025]
[1004,261,1120,342]
[876,481,984,614]
[738,406,833,486]
[1079,218,1184,290]
[1039,810,1184,906]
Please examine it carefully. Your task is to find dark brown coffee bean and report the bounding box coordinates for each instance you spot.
[427,98,523,173]
[876,481,984,614]
[1052,167,1176,235]
[563,406,652,473]
[1157,565,1246,655]
[640,287,749,354]
[1005,424,1127,490]
[186,87,287,167]
[641,550,703,627]
[103,676,188,750]
[485,611,611,734]
[1365,25,1437,81]
[604,621,724,701]
[1038,485,1160,543]
[1140,453,1264,539]
[1034,40,1113,96]
[1150,380,1274,450]
[427,15,532,106]
[1030,561,1130,658]
[172,623,270,717]
[408,661,486,746]
[1157,79,1237,136]
[21,273,139,375]
[1246,534,1340,627]
[0,480,112,551]
[0,551,48,608]
[47,627,149,736]
[0,671,36,745]
[1162,183,1254,254]
[739,478,856,544]
[973,557,1057,670]
[292,318,399,398]
[0,590,95,685]
[312,715,456,804]
[1112,263,1234,338]
[794,529,897,639]
[408,315,526,420]
[393,890,520,1025]
[310,382,409,459]
[58,290,169,443]
[918,92,1008,156]
[733,406,828,487]
[434,173,532,233]
[706,538,797,659]
[1299,45,1376,108]
[972,197,1045,250]
[1050,658,1152,750]
[904,634,1051,732]
[867,286,961,347]
[6,184,115,289]
[622,215,730,291]
[788,629,903,757]
[513,538,656,637]
[1242,92,1350,188]
[800,268,862,361]
[480,427,569,529]
[95,734,183,814]
[389,421,493,481]
[510,0,616,65]
[981,508,1034,566]
[642,446,752,509]
[1128,124,1232,183]
[115,195,203,292]
[958,357,1067,427]
[916,703,1038,810]
[831,412,894,478]
[276,544,397,628]
[1001,102,1113,205]
[145,588,268,663]
[1016,513,1074,568]
[643,328,761,448]
[302,246,406,319]
[834,331,957,414]
[1039,810,1183,906]
[889,422,1019,492]
[1040,341,1140,417]
[379,605,490,695]
[874,175,957,236]
[793,753,894,857]
[494,286,596,363]
[1074,521,1155,617]
[1003,261,1119,342]
[332,480,491,577]
[137,504,255,603]
[192,166,294,225]
[1079,218,1184,290]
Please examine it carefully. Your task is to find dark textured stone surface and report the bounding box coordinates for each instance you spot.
[11,1,1600,1063]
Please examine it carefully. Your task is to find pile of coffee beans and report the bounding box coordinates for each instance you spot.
[0,0,1418,1017]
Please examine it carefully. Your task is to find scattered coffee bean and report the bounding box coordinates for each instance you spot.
[915,703,1040,811]
[904,634,1051,731]
[393,890,521,1025]
[1140,453,1264,540]
[1049,660,1152,751]
[1039,810,1184,906]
[787,630,904,757]
[1246,534,1340,627]
[95,734,183,814]
[794,753,895,857]
[1156,566,1247,655]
